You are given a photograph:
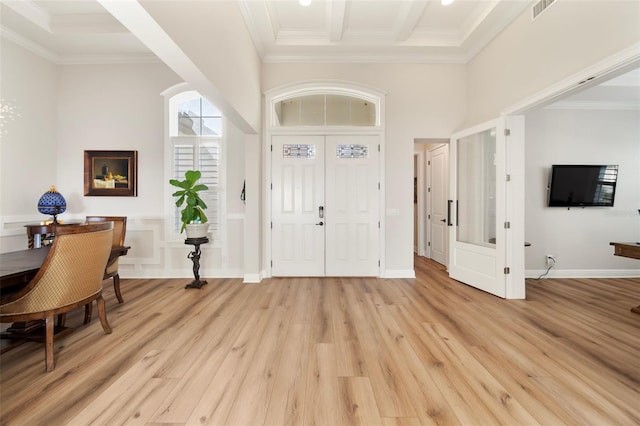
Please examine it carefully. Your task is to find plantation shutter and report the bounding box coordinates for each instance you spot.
[172,138,221,238]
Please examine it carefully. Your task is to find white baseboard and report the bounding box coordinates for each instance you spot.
[383,269,416,279]
[243,270,265,283]
[526,269,640,279]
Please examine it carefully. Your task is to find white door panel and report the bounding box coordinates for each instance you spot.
[272,135,325,276]
[325,135,379,276]
[428,144,448,265]
[449,120,506,297]
[272,135,379,277]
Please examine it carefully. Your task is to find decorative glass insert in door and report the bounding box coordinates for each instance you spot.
[283,144,316,159]
[456,128,497,247]
[336,144,368,159]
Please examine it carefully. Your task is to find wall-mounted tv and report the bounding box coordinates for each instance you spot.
[548,165,619,207]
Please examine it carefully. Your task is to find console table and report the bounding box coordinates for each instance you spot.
[609,242,640,314]
[184,237,209,289]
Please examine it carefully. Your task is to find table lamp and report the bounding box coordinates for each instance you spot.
[37,186,67,224]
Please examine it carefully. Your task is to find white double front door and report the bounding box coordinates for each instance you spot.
[271,134,380,277]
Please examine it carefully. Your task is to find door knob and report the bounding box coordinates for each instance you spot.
[316,221,324,226]
[440,219,446,222]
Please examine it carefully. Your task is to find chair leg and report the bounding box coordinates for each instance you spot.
[45,314,55,372]
[84,303,93,324]
[96,295,112,334]
[57,313,66,328]
[113,274,124,303]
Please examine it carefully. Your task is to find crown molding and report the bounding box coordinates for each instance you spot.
[543,100,640,111]
[1,26,160,65]
[1,26,58,63]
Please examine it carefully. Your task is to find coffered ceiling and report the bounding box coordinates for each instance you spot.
[236,0,530,63]
[1,0,532,64]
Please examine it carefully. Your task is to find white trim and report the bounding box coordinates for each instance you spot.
[543,101,640,111]
[383,269,416,279]
[243,271,265,283]
[414,151,425,257]
[526,269,640,279]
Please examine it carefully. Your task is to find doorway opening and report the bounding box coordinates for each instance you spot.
[414,138,449,267]
[265,81,386,278]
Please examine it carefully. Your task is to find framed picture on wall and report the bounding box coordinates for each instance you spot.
[84,150,138,197]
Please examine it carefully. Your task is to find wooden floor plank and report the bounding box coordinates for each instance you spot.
[1,257,639,425]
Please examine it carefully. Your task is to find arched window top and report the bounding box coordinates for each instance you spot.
[168,90,222,137]
[267,83,384,128]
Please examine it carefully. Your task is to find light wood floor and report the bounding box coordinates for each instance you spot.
[1,256,639,425]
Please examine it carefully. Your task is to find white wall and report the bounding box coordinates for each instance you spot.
[467,0,640,126]
[0,39,58,252]
[0,43,250,278]
[56,63,180,218]
[262,63,467,274]
[139,0,262,133]
[525,108,640,277]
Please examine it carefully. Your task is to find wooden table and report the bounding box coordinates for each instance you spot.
[609,242,640,314]
[0,247,50,301]
[24,222,82,249]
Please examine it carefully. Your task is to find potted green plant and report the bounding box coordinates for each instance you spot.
[169,170,210,239]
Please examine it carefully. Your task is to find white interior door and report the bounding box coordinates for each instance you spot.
[325,135,379,276]
[272,134,380,277]
[449,120,507,297]
[428,144,448,266]
[272,135,325,276]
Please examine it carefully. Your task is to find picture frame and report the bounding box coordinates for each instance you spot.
[84,150,138,197]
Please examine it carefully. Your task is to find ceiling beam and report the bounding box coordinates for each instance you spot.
[97,0,255,134]
[329,0,347,42]
[394,0,428,42]
[3,0,52,33]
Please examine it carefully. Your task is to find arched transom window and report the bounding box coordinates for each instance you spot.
[270,86,381,127]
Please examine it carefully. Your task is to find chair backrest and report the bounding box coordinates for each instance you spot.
[2,223,113,313]
[85,216,127,247]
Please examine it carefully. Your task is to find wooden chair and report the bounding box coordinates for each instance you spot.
[0,223,114,372]
[85,216,129,304]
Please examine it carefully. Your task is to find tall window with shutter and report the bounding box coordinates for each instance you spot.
[169,91,224,240]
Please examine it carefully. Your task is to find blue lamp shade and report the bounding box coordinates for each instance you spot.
[38,186,66,223]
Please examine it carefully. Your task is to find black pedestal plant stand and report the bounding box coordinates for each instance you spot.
[184,237,209,289]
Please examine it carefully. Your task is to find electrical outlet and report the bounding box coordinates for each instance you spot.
[546,254,556,267]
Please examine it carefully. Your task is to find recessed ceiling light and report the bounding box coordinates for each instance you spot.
[441,0,455,5]
[299,0,312,6]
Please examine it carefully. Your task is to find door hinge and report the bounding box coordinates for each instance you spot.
[505,174,511,182]
[378,144,380,152]
[378,260,380,267]
[428,160,431,165]
[271,260,273,267]
[504,129,511,136]
[270,145,273,152]
[504,267,510,274]
[378,182,380,190]
[378,221,380,229]
[504,222,511,229]
[270,221,273,229]
[428,214,431,219]
[270,183,273,190]
[428,241,431,247]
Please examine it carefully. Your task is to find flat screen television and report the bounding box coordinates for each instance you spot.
[548,165,618,207]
